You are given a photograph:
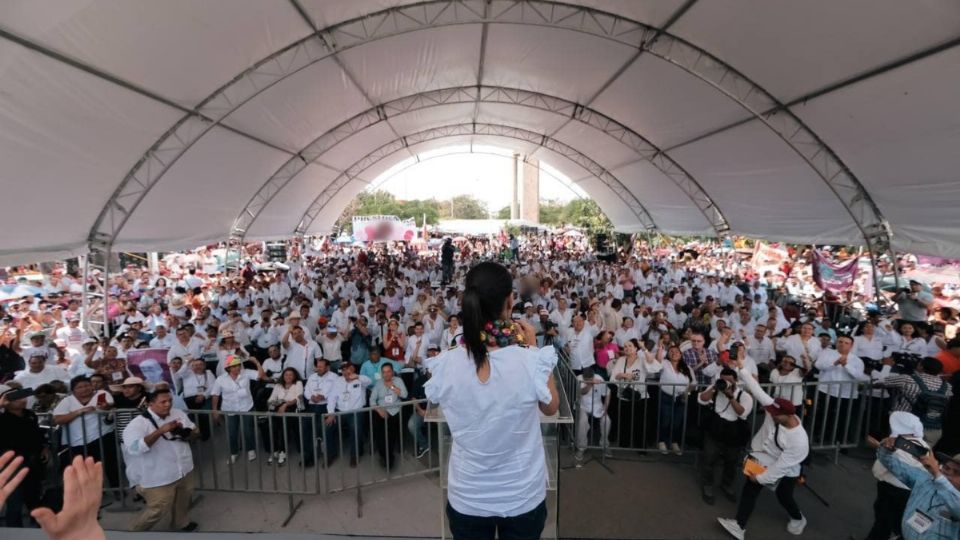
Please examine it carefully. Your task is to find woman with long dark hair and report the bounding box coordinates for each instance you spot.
[607,338,662,450]
[657,345,694,456]
[425,262,560,540]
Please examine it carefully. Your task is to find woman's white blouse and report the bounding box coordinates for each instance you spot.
[424,345,556,518]
[658,361,691,397]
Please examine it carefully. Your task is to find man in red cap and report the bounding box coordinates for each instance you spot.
[717,358,810,540]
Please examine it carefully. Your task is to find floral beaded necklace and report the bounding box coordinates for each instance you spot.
[479,319,526,348]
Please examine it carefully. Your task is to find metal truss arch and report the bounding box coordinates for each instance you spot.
[90,0,887,262]
[230,85,729,243]
[294,123,658,236]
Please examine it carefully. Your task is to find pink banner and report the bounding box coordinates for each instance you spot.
[811,250,859,292]
[126,348,174,387]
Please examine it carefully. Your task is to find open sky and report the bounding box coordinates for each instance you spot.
[370,145,585,212]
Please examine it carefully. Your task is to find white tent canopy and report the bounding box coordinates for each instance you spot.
[1,0,959,266]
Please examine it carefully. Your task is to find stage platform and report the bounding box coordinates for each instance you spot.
[4,448,878,539]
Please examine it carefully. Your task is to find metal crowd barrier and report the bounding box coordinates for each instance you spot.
[35,400,441,524]
[560,360,872,463]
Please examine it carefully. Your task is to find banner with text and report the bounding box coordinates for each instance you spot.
[352,215,417,242]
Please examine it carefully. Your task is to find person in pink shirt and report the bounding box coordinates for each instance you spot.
[594,330,620,378]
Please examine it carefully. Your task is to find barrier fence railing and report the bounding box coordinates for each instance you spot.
[27,362,875,528]
[556,352,872,463]
[35,399,440,524]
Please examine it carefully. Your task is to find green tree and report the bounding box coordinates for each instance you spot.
[438,194,489,219]
[562,199,611,235]
[496,205,511,219]
[538,199,566,225]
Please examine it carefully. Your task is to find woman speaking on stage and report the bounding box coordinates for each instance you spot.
[425,261,560,540]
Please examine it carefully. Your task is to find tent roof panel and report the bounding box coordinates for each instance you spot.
[670,0,960,102]
[2,0,312,106]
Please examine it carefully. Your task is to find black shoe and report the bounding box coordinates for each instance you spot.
[180,522,198,532]
[701,487,715,505]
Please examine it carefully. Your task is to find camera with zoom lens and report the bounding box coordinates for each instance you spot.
[728,342,742,360]
[714,379,729,393]
[891,352,921,374]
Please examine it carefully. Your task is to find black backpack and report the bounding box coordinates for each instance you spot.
[911,374,949,430]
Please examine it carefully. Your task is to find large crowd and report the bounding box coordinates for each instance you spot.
[1,231,959,538]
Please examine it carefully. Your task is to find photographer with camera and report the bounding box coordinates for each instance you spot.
[698,364,754,505]
[875,434,960,539]
[122,388,199,532]
[893,280,934,329]
[717,356,809,540]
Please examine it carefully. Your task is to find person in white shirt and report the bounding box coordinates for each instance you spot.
[318,325,344,370]
[210,355,266,463]
[744,324,775,367]
[148,325,175,349]
[22,332,58,366]
[439,315,463,349]
[565,315,598,372]
[814,335,868,448]
[575,365,611,461]
[281,325,321,380]
[304,357,339,452]
[424,262,559,538]
[180,357,215,441]
[55,317,88,351]
[607,338,662,449]
[769,356,805,407]
[884,321,928,357]
[69,338,101,378]
[776,322,822,373]
[658,345,694,456]
[404,322,428,372]
[717,361,809,540]
[698,367,754,504]
[323,363,371,467]
[122,389,199,532]
[264,368,304,465]
[53,375,119,489]
[14,353,69,392]
[167,327,204,364]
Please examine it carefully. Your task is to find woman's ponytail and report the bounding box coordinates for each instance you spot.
[460,262,513,372]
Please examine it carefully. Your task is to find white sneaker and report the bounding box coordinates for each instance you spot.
[602,449,614,458]
[786,515,807,535]
[229,454,239,464]
[717,517,745,540]
[658,442,669,455]
[247,450,257,462]
[671,443,683,456]
[277,451,286,465]
[268,452,276,464]
[574,449,584,462]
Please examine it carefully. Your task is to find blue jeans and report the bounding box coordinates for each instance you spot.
[407,409,428,451]
[226,412,256,455]
[658,393,686,445]
[325,411,364,460]
[446,499,546,540]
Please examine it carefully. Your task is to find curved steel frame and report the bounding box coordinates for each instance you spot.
[230,85,728,242]
[292,122,655,235]
[87,0,893,272]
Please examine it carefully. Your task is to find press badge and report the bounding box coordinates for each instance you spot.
[112,372,123,381]
[384,394,396,405]
[905,510,933,534]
